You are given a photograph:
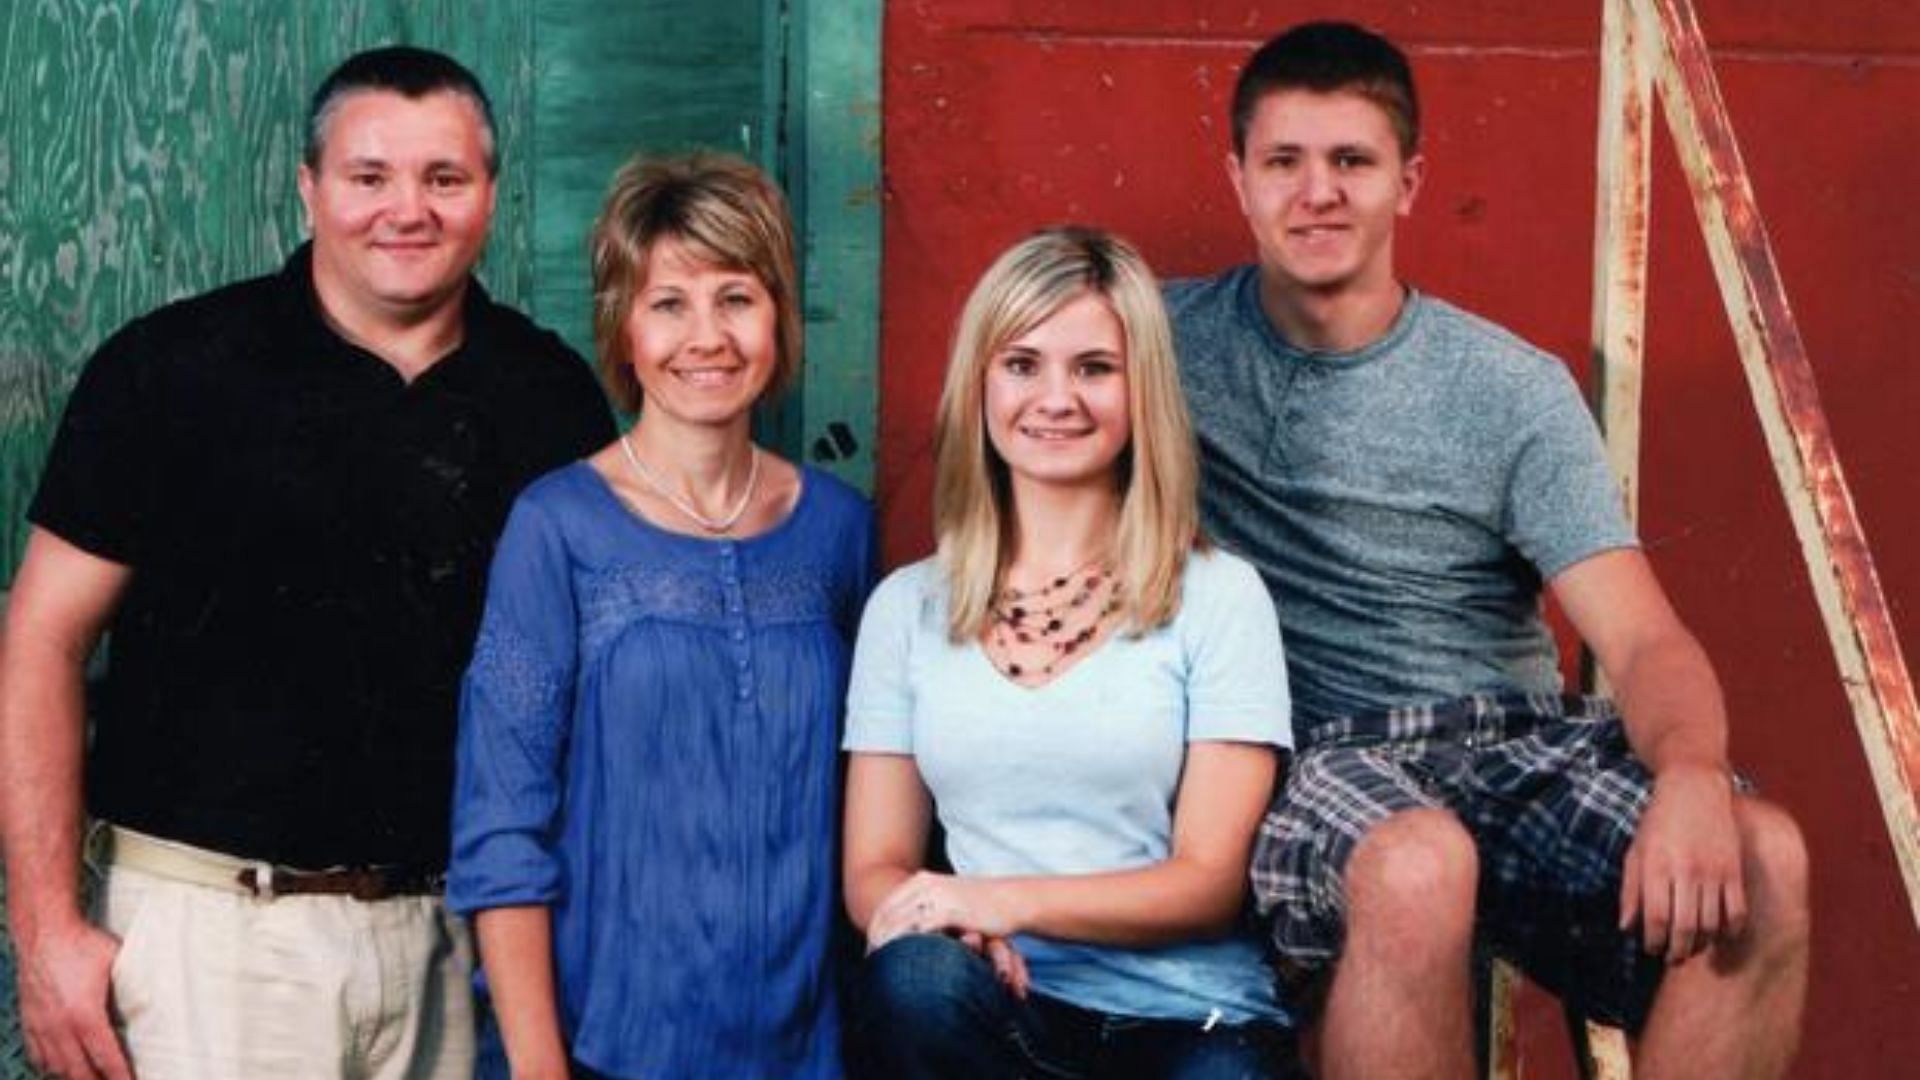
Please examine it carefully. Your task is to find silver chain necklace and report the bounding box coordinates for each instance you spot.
[619,433,761,534]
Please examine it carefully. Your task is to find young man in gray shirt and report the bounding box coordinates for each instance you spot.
[1166,22,1807,1078]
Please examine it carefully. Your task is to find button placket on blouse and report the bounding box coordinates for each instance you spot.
[720,542,753,702]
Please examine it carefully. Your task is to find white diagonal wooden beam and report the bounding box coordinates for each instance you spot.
[1641,0,1920,928]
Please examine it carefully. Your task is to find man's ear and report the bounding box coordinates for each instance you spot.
[296,164,317,231]
[1224,151,1251,216]
[1397,152,1425,217]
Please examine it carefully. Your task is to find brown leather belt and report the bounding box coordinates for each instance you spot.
[99,824,444,901]
[234,863,445,901]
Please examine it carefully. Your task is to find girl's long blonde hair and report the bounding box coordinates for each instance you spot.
[932,225,1203,642]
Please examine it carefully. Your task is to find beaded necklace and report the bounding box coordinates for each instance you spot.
[984,562,1122,681]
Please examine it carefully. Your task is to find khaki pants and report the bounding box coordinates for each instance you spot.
[95,840,475,1080]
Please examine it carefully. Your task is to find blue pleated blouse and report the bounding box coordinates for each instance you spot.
[448,460,875,1080]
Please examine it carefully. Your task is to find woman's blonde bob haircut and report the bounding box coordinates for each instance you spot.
[933,225,1203,642]
[589,152,802,414]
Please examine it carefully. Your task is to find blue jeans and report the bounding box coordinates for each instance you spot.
[847,934,1299,1080]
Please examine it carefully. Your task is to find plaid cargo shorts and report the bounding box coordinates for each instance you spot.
[1251,692,1720,1032]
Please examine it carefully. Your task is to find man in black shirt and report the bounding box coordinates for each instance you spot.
[1,47,613,1080]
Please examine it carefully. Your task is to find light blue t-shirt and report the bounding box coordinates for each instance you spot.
[844,548,1292,1025]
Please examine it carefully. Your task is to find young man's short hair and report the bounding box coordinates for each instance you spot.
[305,45,499,174]
[1231,21,1420,159]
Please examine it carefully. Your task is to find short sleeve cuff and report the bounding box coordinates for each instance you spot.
[445,834,563,915]
[1533,536,1641,583]
[1188,706,1292,749]
[842,712,913,754]
[25,504,138,566]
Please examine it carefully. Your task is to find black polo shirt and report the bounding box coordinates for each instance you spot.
[30,244,615,869]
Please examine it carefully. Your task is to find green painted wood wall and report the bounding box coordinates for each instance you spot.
[785,0,882,490]
[0,2,879,1074]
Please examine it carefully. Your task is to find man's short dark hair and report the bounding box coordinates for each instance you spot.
[1231,21,1420,159]
[305,45,498,175]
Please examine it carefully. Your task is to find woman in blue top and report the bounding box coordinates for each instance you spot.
[448,153,874,1080]
[842,227,1295,1079]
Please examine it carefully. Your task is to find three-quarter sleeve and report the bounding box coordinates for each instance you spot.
[447,494,580,913]
[1181,551,1293,749]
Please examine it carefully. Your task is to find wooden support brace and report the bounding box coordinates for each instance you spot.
[1484,959,1521,1079]
[1563,1,1656,1075]
[1592,0,1656,523]
[1641,0,1920,928]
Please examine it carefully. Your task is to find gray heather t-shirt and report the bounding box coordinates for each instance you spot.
[1166,267,1637,729]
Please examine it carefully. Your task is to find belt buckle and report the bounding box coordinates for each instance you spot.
[1460,714,1488,751]
[349,870,388,902]
[249,861,277,901]
[1464,697,1506,750]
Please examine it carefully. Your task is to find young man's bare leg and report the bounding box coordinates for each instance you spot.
[1634,799,1810,1080]
[1321,808,1479,1080]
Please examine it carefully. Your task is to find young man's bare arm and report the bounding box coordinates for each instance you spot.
[2,526,133,1080]
[1553,547,1745,963]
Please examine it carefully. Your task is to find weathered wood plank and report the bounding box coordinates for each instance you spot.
[1561,3,1654,1074]
[530,0,770,366]
[1591,0,1656,525]
[1485,959,1521,1079]
[784,0,882,490]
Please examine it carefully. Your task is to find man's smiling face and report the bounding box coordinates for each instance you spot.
[1227,88,1422,299]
